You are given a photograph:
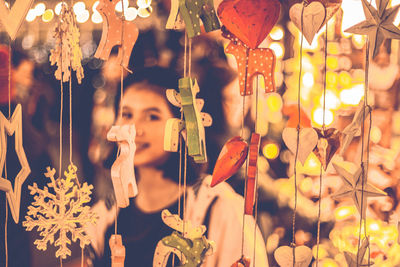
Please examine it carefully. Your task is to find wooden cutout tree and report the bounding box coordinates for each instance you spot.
[0,104,31,223]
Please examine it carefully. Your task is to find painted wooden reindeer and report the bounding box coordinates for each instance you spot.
[95,0,139,68]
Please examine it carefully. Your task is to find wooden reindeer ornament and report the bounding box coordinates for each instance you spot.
[166,0,220,38]
[153,209,215,267]
[95,0,139,68]
[164,77,212,163]
[107,124,138,208]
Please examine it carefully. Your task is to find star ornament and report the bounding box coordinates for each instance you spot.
[344,238,372,267]
[331,161,386,219]
[0,104,31,223]
[345,0,400,58]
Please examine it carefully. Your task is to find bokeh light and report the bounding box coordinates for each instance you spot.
[91,11,103,24]
[34,3,46,16]
[138,6,152,18]
[313,108,334,126]
[125,7,138,21]
[26,9,36,22]
[76,9,89,23]
[42,9,54,22]
[263,143,279,160]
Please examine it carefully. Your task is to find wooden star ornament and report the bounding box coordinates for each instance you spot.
[345,0,400,58]
[331,160,386,219]
[0,104,31,223]
[344,238,372,267]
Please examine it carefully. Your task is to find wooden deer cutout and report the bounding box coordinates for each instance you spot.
[107,124,138,208]
[224,32,276,96]
[0,104,31,223]
[109,234,126,267]
[166,0,220,38]
[153,209,215,267]
[164,78,212,163]
[95,0,139,68]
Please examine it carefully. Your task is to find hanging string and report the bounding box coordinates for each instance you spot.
[188,38,192,77]
[315,20,328,267]
[184,33,188,78]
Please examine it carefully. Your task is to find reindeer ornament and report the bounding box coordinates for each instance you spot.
[95,0,139,68]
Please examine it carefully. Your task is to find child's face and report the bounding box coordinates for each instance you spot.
[116,86,173,167]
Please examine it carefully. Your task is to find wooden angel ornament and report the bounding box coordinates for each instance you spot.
[107,124,138,208]
[95,0,139,68]
[153,209,215,267]
[164,77,212,163]
[0,104,30,223]
[166,0,220,38]
[0,0,33,40]
[23,164,97,259]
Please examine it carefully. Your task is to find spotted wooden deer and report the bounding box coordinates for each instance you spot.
[95,0,139,68]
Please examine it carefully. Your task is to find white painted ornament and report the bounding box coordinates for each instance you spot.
[289,1,326,45]
[282,127,318,165]
[107,124,138,208]
[0,0,34,40]
[274,245,313,267]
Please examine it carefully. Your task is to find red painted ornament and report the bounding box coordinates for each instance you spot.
[244,133,260,215]
[211,136,248,187]
[218,0,281,49]
[231,256,251,267]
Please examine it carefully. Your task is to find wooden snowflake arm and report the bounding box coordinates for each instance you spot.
[55,229,72,259]
[164,119,185,152]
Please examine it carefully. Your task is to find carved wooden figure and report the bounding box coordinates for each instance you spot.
[107,124,138,208]
[164,78,212,163]
[0,104,30,223]
[95,0,139,68]
[166,0,220,38]
[244,133,260,215]
[109,234,126,267]
[0,0,34,40]
[224,32,276,96]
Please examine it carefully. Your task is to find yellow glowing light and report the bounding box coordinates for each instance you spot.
[92,1,99,12]
[369,222,380,232]
[138,6,152,17]
[302,72,314,88]
[26,9,36,22]
[299,177,313,193]
[270,26,284,41]
[137,0,151,8]
[266,93,282,112]
[320,90,340,109]
[269,42,284,59]
[5,1,9,8]
[352,34,366,49]
[263,143,279,160]
[42,9,54,22]
[297,153,321,176]
[313,108,334,126]
[312,245,329,260]
[34,3,46,16]
[322,259,339,267]
[340,84,364,105]
[392,0,400,25]
[326,71,338,87]
[327,42,339,55]
[338,71,352,88]
[73,1,86,15]
[267,111,283,124]
[371,126,382,144]
[91,11,103,23]
[327,56,339,70]
[334,206,357,221]
[76,9,89,23]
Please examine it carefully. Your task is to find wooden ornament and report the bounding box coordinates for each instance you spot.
[289,1,326,45]
[282,127,318,165]
[23,164,97,259]
[164,119,185,152]
[0,0,33,40]
[274,245,313,267]
[107,124,138,208]
[0,104,31,223]
[224,31,276,96]
[312,128,341,171]
[95,0,139,68]
[153,209,215,267]
[109,234,126,267]
[218,0,281,49]
[231,256,250,267]
[345,0,400,58]
[331,160,386,219]
[167,0,220,38]
[343,238,371,267]
[244,133,260,215]
[211,136,248,187]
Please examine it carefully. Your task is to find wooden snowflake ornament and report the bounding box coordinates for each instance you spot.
[345,0,400,58]
[95,0,139,68]
[49,5,84,84]
[0,0,34,40]
[153,209,215,267]
[0,104,31,223]
[23,164,97,259]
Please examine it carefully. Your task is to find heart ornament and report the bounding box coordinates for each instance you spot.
[274,245,313,267]
[0,0,34,40]
[218,0,281,49]
[313,128,341,170]
[289,1,326,45]
[282,127,318,165]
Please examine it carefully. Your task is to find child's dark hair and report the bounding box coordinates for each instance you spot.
[112,66,206,185]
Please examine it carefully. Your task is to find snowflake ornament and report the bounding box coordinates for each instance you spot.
[49,4,84,84]
[23,164,97,259]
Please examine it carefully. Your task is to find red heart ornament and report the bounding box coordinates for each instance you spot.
[211,136,248,187]
[218,0,281,49]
